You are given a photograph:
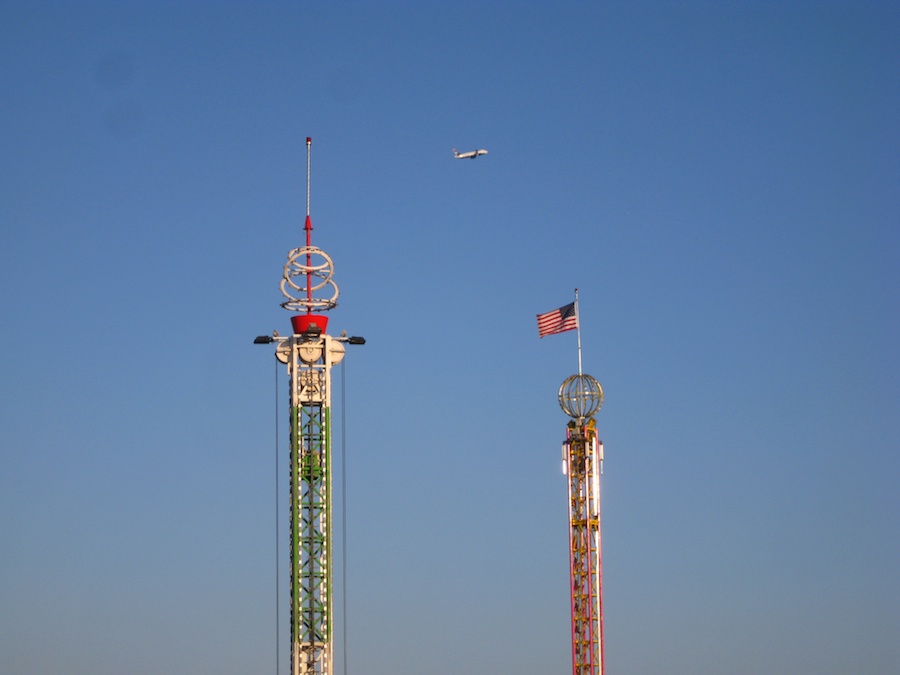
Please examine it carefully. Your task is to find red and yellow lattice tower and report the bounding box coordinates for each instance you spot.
[559,374,605,675]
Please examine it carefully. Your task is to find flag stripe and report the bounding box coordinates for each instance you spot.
[537,302,578,337]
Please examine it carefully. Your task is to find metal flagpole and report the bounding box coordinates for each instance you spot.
[575,288,583,376]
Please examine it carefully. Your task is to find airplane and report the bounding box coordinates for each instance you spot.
[453,148,488,159]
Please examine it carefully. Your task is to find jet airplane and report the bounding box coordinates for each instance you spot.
[453,148,488,159]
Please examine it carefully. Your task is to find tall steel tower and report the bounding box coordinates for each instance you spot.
[537,291,607,675]
[559,373,605,675]
[255,137,364,675]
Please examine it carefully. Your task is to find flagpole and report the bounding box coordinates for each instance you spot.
[575,288,583,376]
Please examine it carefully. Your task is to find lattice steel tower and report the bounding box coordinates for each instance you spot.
[255,138,364,675]
[559,373,605,675]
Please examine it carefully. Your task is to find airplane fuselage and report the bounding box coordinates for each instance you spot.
[453,148,488,159]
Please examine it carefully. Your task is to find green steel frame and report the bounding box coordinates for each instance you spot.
[290,350,334,675]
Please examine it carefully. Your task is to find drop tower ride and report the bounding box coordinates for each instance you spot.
[538,292,607,675]
[255,137,364,675]
[538,291,606,675]
[559,372,605,675]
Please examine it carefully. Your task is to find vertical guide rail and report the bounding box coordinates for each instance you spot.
[275,360,281,675]
[340,361,348,675]
[564,418,603,675]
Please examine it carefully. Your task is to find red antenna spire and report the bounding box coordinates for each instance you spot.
[305,136,313,313]
[279,135,339,333]
[305,136,313,237]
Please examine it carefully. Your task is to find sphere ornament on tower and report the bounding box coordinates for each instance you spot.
[558,373,604,419]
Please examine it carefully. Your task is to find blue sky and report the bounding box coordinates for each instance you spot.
[1,2,898,674]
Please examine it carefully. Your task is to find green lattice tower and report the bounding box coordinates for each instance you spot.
[254,137,365,675]
[287,333,345,674]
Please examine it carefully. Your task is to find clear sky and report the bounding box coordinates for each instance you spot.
[1,2,897,674]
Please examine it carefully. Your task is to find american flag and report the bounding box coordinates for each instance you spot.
[537,302,578,337]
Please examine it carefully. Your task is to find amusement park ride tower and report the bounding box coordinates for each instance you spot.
[540,293,606,675]
[255,138,364,675]
[560,372,605,675]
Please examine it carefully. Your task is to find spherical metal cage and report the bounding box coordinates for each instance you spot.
[558,374,604,419]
